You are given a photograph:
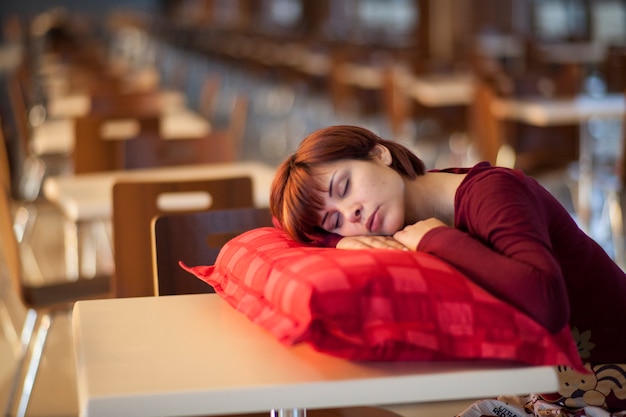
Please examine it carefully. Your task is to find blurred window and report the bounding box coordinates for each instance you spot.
[591,0,626,43]
[532,0,588,40]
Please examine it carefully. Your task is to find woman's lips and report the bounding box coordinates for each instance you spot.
[367,207,380,233]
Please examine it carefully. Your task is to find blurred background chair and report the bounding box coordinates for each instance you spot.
[111,176,254,298]
[151,206,273,296]
[0,154,110,417]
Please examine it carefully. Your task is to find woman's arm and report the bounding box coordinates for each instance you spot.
[413,171,570,333]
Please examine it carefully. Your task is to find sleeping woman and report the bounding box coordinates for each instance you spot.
[270,124,626,364]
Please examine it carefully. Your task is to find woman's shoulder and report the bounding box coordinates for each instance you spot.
[454,162,539,204]
[436,161,526,186]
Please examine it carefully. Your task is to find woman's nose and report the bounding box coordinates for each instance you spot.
[344,205,362,223]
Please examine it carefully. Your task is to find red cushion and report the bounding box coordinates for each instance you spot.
[182,227,583,369]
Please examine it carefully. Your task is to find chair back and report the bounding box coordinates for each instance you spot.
[381,66,411,138]
[1,116,11,195]
[112,176,254,298]
[190,92,249,163]
[109,94,248,170]
[152,207,273,296]
[0,156,23,304]
[468,78,504,165]
[198,75,221,120]
[89,91,167,119]
[6,70,31,159]
[604,44,626,93]
[73,114,160,173]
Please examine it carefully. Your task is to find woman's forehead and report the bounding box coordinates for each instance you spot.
[310,163,336,188]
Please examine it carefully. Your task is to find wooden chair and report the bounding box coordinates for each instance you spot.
[467,78,506,166]
[0,114,46,281]
[381,66,412,139]
[72,90,175,173]
[151,207,273,296]
[0,115,24,351]
[5,70,49,194]
[76,92,248,173]
[603,44,626,93]
[198,74,221,120]
[88,90,169,118]
[0,161,110,417]
[112,176,254,298]
[1,116,13,197]
[194,91,249,162]
[72,114,160,173]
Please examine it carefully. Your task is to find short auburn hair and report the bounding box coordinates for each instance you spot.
[270,125,426,243]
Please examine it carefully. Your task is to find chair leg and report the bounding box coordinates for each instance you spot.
[4,308,37,417]
[15,314,52,417]
[4,311,53,417]
[271,409,307,417]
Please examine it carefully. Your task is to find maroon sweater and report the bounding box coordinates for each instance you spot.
[321,162,626,363]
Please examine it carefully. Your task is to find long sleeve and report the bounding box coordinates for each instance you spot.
[417,168,570,333]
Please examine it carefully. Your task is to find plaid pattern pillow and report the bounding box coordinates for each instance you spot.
[182,227,582,369]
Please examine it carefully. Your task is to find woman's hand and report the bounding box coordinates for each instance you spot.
[336,235,408,250]
[393,218,447,250]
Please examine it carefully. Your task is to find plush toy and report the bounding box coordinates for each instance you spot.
[546,362,626,411]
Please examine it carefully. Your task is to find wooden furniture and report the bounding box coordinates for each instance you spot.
[400,70,476,140]
[112,176,254,298]
[42,161,275,223]
[151,207,273,296]
[491,94,625,126]
[404,72,475,108]
[72,114,160,173]
[491,92,625,227]
[45,90,185,119]
[41,162,275,280]
[72,293,559,417]
[0,114,46,281]
[467,78,505,166]
[32,108,212,159]
[72,109,224,174]
[0,117,10,193]
[0,164,110,417]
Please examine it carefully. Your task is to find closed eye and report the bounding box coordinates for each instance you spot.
[334,212,341,229]
[341,179,350,197]
[321,211,340,231]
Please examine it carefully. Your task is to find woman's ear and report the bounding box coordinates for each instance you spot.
[371,144,393,166]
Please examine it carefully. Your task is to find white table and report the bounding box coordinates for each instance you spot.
[72,293,559,417]
[491,94,625,126]
[335,63,384,89]
[43,161,276,277]
[403,72,475,107]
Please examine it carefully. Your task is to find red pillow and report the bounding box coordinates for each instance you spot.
[182,227,583,370]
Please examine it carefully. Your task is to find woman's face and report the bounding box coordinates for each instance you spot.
[314,145,406,236]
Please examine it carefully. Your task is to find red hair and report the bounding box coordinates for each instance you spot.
[270,125,426,243]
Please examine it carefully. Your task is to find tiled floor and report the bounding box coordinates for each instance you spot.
[1,168,624,417]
